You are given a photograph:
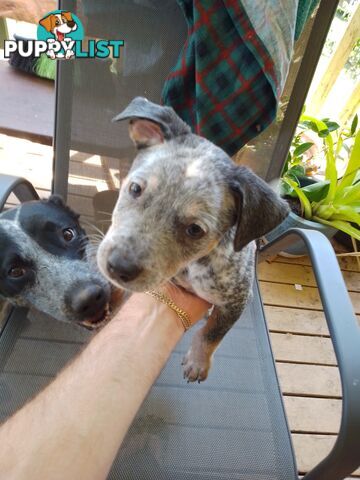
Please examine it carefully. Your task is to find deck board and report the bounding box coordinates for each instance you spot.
[260,281,360,313]
[265,306,330,336]
[270,332,337,365]
[273,254,360,273]
[276,362,341,397]
[293,434,360,475]
[283,396,342,434]
[259,261,360,292]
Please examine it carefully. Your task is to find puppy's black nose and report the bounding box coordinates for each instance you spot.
[67,20,76,27]
[70,283,107,319]
[107,251,142,283]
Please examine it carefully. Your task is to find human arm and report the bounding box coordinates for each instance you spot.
[0,287,210,480]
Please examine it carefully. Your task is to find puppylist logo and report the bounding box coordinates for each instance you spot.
[4,10,124,60]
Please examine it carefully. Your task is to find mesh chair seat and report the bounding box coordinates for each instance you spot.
[0,282,297,480]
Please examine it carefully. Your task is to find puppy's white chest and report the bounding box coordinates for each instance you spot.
[174,263,224,305]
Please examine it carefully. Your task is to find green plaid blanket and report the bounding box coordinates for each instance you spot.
[162,0,318,156]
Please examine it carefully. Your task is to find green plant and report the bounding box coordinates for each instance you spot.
[283,112,342,179]
[281,113,360,241]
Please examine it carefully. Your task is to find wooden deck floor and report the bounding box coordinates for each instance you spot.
[259,254,360,479]
[1,133,360,478]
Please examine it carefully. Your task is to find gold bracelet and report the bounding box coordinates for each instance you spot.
[146,290,192,331]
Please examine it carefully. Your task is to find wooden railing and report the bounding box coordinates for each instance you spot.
[307,4,360,124]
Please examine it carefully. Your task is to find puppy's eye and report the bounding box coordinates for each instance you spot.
[129,182,142,198]
[8,266,26,279]
[63,228,76,242]
[186,224,206,239]
[55,19,60,25]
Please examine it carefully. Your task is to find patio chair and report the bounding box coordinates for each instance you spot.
[1,1,359,479]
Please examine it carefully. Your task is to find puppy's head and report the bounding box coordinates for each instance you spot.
[39,12,77,39]
[0,196,111,329]
[98,97,289,292]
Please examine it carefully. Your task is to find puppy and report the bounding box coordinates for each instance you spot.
[0,195,117,330]
[39,11,77,59]
[97,97,289,382]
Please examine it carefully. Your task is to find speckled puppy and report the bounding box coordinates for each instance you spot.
[98,97,289,382]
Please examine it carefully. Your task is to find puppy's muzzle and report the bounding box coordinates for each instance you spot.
[67,282,109,326]
[106,248,143,284]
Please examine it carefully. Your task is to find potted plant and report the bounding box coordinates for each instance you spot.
[266,113,360,255]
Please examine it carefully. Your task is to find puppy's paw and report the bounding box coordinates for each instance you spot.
[182,350,210,383]
[182,332,213,383]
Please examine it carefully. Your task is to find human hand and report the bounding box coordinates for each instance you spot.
[159,283,212,328]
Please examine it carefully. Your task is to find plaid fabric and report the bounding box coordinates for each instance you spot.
[295,0,319,39]
[161,0,278,157]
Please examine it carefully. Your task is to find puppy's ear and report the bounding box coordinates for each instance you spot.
[229,166,289,251]
[62,11,73,22]
[39,14,54,32]
[47,194,65,207]
[45,195,81,220]
[112,97,191,149]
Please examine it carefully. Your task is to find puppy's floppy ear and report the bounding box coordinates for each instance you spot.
[62,11,73,22]
[112,97,191,149]
[229,166,289,251]
[39,14,54,32]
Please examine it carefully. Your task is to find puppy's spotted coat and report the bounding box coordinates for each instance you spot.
[98,97,290,382]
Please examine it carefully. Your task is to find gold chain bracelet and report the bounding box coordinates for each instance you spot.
[146,290,192,331]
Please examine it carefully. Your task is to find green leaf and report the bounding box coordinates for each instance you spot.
[323,133,338,202]
[312,217,360,241]
[319,129,331,138]
[329,205,360,225]
[293,142,314,157]
[282,153,290,175]
[283,177,312,219]
[335,134,343,157]
[323,120,340,133]
[280,179,294,197]
[331,212,360,225]
[351,113,358,136]
[312,203,336,220]
[337,129,360,192]
[335,182,360,204]
[287,165,305,178]
[300,115,329,137]
[300,181,330,202]
[354,169,360,184]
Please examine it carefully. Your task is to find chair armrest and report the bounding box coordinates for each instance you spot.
[260,228,360,480]
[0,174,39,212]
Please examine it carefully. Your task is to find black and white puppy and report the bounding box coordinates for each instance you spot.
[0,195,116,329]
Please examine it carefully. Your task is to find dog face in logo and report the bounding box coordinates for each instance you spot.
[39,11,78,59]
[39,11,77,41]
